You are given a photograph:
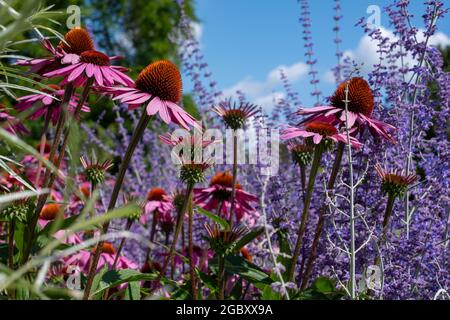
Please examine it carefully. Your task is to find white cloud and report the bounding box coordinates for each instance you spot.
[323,70,337,85]
[332,27,450,77]
[222,61,307,110]
[191,22,203,41]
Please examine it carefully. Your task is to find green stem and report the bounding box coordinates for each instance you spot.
[374,193,396,267]
[144,210,159,264]
[187,190,197,299]
[287,144,324,282]
[300,164,306,202]
[21,82,75,265]
[8,219,15,270]
[228,133,238,228]
[111,219,133,270]
[34,110,52,186]
[83,108,152,300]
[218,255,225,300]
[300,141,345,289]
[381,193,396,242]
[156,185,194,286]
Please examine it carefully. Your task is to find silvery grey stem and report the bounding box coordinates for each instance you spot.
[343,80,356,299]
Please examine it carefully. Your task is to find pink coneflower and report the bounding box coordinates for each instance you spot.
[16,28,95,75]
[44,49,133,88]
[104,60,198,130]
[213,99,259,130]
[194,171,258,222]
[0,104,28,135]
[64,242,137,273]
[281,120,362,149]
[296,77,396,142]
[140,188,173,225]
[15,84,90,125]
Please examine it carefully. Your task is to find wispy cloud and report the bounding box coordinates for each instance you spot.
[222,61,308,110]
[323,27,450,84]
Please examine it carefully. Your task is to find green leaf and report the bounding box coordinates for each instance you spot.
[195,206,229,230]
[312,276,334,294]
[91,269,158,298]
[196,270,218,294]
[38,214,81,237]
[124,281,141,300]
[211,255,272,285]
[234,227,264,252]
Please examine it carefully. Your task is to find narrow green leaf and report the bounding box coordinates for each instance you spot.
[195,206,229,230]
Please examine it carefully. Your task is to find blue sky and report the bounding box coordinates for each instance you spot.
[184,0,450,110]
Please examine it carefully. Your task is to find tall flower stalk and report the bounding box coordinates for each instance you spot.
[213,99,259,226]
[342,81,356,299]
[300,141,344,289]
[83,109,152,299]
[286,142,324,282]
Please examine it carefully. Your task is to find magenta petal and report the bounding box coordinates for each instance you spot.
[93,66,104,86]
[298,105,334,114]
[86,63,95,77]
[312,134,323,144]
[158,102,172,124]
[67,64,86,82]
[146,97,161,116]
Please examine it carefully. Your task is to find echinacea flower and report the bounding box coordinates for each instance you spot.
[213,98,259,130]
[281,120,362,149]
[194,171,258,222]
[104,60,198,130]
[39,203,61,222]
[16,28,95,75]
[140,188,173,225]
[296,77,396,142]
[44,50,133,88]
[64,242,137,273]
[0,104,29,135]
[80,156,113,185]
[375,164,418,198]
[15,84,90,125]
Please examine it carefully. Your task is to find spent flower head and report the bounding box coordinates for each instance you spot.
[80,156,113,185]
[213,98,259,130]
[205,223,248,256]
[375,164,418,198]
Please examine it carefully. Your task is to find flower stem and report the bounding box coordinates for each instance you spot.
[381,193,396,242]
[187,190,197,299]
[144,210,159,263]
[7,219,15,299]
[300,141,345,289]
[7,220,15,270]
[343,81,356,299]
[156,185,194,286]
[287,144,324,282]
[102,219,134,300]
[34,110,52,186]
[228,133,238,227]
[374,193,396,267]
[83,108,152,300]
[21,82,75,265]
[111,219,133,270]
[300,164,306,202]
[217,255,226,300]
